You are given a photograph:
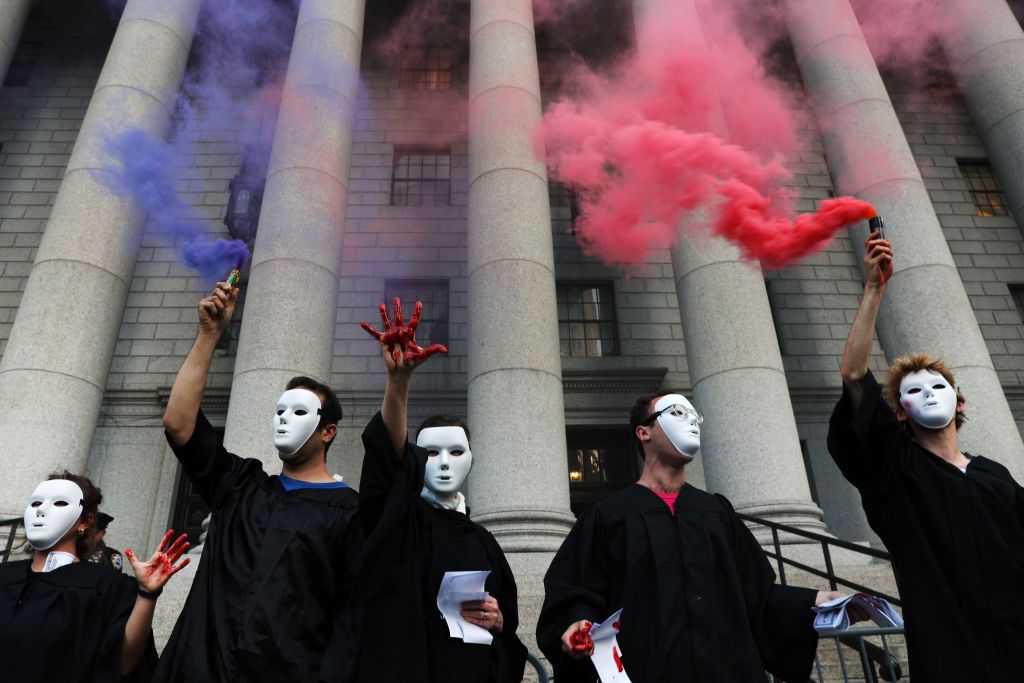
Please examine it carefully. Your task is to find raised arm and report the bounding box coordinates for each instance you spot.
[839,230,892,409]
[163,283,237,446]
[361,298,447,458]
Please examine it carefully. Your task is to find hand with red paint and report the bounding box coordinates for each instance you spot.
[864,231,893,287]
[361,297,448,372]
[126,529,190,595]
[561,620,595,659]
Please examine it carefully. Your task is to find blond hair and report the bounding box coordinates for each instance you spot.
[886,353,965,429]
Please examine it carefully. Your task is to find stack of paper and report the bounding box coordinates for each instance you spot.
[812,593,904,636]
[436,570,493,645]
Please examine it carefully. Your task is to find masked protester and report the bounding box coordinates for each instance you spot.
[536,393,847,683]
[155,283,362,683]
[349,298,525,682]
[830,229,1024,681]
[0,471,186,682]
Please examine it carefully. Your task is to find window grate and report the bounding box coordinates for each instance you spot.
[398,47,454,90]
[557,283,618,357]
[958,160,1008,217]
[392,147,451,207]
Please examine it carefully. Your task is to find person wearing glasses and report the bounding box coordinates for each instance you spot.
[537,392,845,683]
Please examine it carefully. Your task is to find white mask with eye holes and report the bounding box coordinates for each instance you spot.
[273,389,323,458]
[24,479,85,551]
[899,369,958,430]
[418,426,473,496]
[652,393,702,460]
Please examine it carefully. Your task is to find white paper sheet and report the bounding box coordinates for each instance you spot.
[436,570,493,645]
[589,608,632,683]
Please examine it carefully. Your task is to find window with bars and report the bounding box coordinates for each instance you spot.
[557,283,618,357]
[958,160,1008,217]
[383,279,450,347]
[3,41,43,87]
[392,147,451,206]
[549,180,581,232]
[399,47,454,90]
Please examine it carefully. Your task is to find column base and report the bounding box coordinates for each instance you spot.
[471,509,577,553]
[732,499,828,544]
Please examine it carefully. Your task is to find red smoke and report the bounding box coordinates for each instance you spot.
[537,0,876,271]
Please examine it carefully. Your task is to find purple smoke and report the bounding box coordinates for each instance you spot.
[98,0,301,281]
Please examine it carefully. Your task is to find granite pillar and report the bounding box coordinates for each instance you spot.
[0,0,32,83]
[0,0,202,515]
[222,0,365,467]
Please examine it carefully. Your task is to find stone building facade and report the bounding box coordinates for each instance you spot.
[2,0,1024,651]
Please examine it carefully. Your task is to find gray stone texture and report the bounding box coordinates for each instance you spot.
[784,0,1024,481]
[0,0,202,515]
[940,0,1024,231]
[466,0,575,549]
[222,0,366,468]
[0,0,31,83]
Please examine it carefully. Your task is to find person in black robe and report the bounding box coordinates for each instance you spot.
[351,297,525,683]
[538,392,835,683]
[829,228,1024,681]
[155,283,362,683]
[0,470,183,682]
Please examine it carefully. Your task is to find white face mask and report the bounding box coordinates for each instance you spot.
[24,480,85,551]
[899,369,958,430]
[652,393,702,459]
[273,388,323,457]
[418,426,473,496]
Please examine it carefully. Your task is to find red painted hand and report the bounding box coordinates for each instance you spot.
[126,529,190,594]
[361,297,448,367]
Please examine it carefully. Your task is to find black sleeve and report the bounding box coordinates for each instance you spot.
[486,536,528,683]
[165,410,246,510]
[721,495,818,683]
[348,412,427,603]
[103,574,157,683]
[536,509,612,683]
[827,370,902,494]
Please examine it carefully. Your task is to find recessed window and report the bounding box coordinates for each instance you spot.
[3,41,43,87]
[958,160,1008,217]
[549,180,581,233]
[557,283,618,357]
[384,279,450,347]
[392,147,451,206]
[399,47,454,90]
[566,426,639,516]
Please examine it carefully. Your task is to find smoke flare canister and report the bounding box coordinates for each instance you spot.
[226,268,242,290]
[869,214,885,241]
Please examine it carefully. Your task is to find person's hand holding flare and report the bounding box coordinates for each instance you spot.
[361,297,448,372]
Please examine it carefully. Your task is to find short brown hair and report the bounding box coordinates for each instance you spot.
[285,376,342,454]
[47,469,102,558]
[417,415,471,447]
[886,354,965,429]
[629,393,669,459]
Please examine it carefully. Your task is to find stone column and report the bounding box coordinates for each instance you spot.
[221,0,365,467]
[784,0,1024,479]
[466,0,575,549]
[0,0,202,515]
[630,0,825,529]
[0,0,32,82]
[939,0,1024,233]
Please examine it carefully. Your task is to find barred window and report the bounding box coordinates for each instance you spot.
[392,147,451,206]
[3,41,43,87]
[549,180,581,231]
[384,279,450,347]
[958,160,1008,217]
[399,47,453,90]
[557,283,618,357]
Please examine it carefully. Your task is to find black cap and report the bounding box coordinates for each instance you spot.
[96,512,114,530]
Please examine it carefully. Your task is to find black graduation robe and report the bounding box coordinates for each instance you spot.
[536,483,819,683]
[0,558,157,682]
[350,412,528,683]
[153,410,362,683]
[828,370,1024,681]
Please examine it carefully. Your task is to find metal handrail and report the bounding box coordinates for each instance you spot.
[741,514,906,682]
[526,650,550,683]
[1,517,22,564]
[738,513,901,607]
